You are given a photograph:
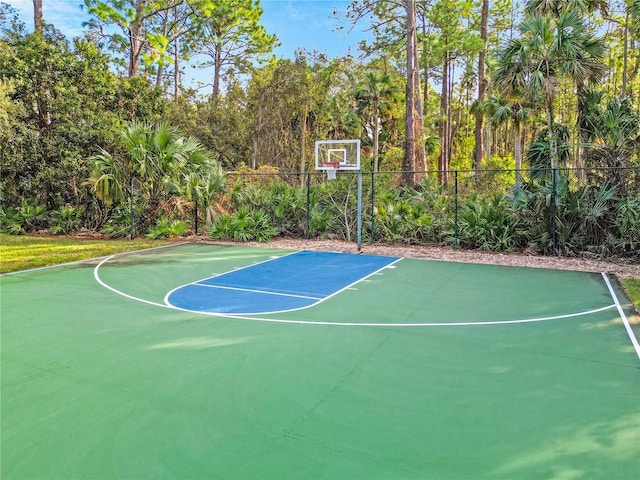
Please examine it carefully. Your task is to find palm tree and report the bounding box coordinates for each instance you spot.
[181,163,226,228]
[525,0,609,17]
[354,72,401,172]
[87,122,215,233]
[575,88,603,177]
[494,11,605,169]
[86,150,127,206]
[488,96,533,187]
[584,96,640,195]
[525,0,609,174]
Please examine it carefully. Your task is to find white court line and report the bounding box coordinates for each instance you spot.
[191,283,324,300]
[162,250,301,306]
[167,250,301,291]
[93,249,619,328]
[164,256,404,315]
[95,250,296,308]
[94,254,616,326]
[601,272,640,361]
[94,255,168,308]
[200,304,617,327]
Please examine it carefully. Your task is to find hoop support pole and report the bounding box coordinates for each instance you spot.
[357,170,362,252]
[305,173,311,239]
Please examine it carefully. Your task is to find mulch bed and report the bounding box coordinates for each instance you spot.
[200,237,640,280]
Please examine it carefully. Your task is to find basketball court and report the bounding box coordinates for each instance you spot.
[2,242,639,478]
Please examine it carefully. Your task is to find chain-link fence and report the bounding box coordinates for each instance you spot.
[215,166,639,258]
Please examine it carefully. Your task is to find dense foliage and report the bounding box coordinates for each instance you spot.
[204,169,639,259]
[0,1,638,260]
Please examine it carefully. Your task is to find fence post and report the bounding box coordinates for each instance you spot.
[129,175,134,240]
[454,170,459,247]
[357,170,362,251]
[305,173,311,239]
[551,167,557,253]
[370,171,375,243]
[194,199,198,235]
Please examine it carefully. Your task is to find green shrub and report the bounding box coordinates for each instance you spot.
[370,177,451,244]
[209,206,278,242]
[612,198,640,258]
[264,182,307,236]
[0,200,47,234]
[374,199,434,243]
[309,176,360,241]
[50,206,84,235]
[476,155,517,195]
[455,193,518,251]
[102,208,133,238]
[507,180,555,253]
[225,179,308,237]
[146,218,189,239]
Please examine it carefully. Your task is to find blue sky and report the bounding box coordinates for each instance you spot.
[8,0,371,89]
[8,0,370,58]
[261,0,370,58]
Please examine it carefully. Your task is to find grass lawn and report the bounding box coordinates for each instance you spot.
[1,233,638,312]
[0,234,174,274]
[623,278,640,310]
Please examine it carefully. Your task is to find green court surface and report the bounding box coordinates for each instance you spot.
[1,243,639,479]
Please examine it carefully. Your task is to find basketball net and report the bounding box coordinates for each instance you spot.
[327,162,339,180]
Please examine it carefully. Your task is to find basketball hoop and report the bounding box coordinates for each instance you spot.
[315,140,360,172]
[326,161,340,180]
[314,139,363,250]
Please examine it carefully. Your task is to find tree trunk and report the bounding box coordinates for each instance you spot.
[401,0,426,186]
[373,116,380,172]
[251,138,258,169]
[413,42,426,178]
[252,102,263,169]
[300,103,307,176]
[33,0,43,33]
[514,121,522,187]
[128,11,145,77]
[173,36,180,100]
[546,104,558,170]
[212,40,222,102]
[155,12,170,88]
[155,64,164,88]
[474,0,489,184]
[447,60,454,181]
[421,16,429,112]
[484,121,491,166]
[402,0,418,186]
[438,53,449,184]
[622,8,629,98]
